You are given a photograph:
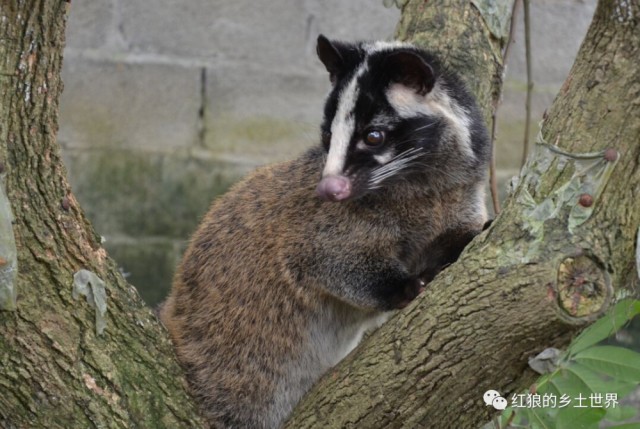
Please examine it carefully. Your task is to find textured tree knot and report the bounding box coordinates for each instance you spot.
[556,255,611,322]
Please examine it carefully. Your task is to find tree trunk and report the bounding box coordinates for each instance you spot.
[395,0,510,122]
[286,0,639,427]
[0,2,204,427]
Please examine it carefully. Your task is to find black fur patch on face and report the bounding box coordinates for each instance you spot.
[316,38,491,199]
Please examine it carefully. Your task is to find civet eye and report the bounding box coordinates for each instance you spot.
[365,130,385,146]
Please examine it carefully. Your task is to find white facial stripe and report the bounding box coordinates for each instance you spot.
[386,83,433,117]
[323,64,368,177]
[364,40,412,54]
[385,82,475,159]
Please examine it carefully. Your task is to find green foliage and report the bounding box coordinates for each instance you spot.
[569,300,640,354]
[496,299,640,429]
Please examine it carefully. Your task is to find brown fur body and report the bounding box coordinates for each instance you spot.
[161,36,491,428]
[160,146,485,428]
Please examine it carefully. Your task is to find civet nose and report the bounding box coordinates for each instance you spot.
[316,175,352,202]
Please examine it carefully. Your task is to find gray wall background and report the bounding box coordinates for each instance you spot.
[59,0,597,305]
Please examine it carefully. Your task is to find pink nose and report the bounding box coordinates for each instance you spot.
[316,175,352,202]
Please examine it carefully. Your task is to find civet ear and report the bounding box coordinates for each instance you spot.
[316,34,344,84]
[386,51,435,96]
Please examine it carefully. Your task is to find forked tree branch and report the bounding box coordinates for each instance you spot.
[287,1,640,427]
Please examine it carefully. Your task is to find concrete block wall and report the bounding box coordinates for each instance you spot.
[60,0,400,304]
[59,0,596,305]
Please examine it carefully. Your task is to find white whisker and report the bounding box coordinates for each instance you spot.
[368,148,424,186]
[412,123,436,133]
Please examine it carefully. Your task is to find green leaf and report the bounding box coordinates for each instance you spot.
[542,365,611,428]
[603,423,640,429]
[549,367,595,399]
[605,405,639,423]
[566,363,637,398]
[574,346,640,383]
[503,339,640,429]
[569,300,640,355]
[498,407,513,427]
[555,405,606,429]
[537,378,561,396]
[528,407,555,429]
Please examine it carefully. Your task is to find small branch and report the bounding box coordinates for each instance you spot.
[489,139,501,214]
[489,0,522,215]
[197,67,207,148]
[522,0,533,168]
[503,0,522,62]
[489,108,501,215]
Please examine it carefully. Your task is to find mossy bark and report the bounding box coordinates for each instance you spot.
[286,1,639,428]
[395,0,511,122]
[0,2,204,428]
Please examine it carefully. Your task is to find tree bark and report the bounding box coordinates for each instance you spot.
[395,0,510,122]
[286,1,639,427]
[0,2,204,427]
